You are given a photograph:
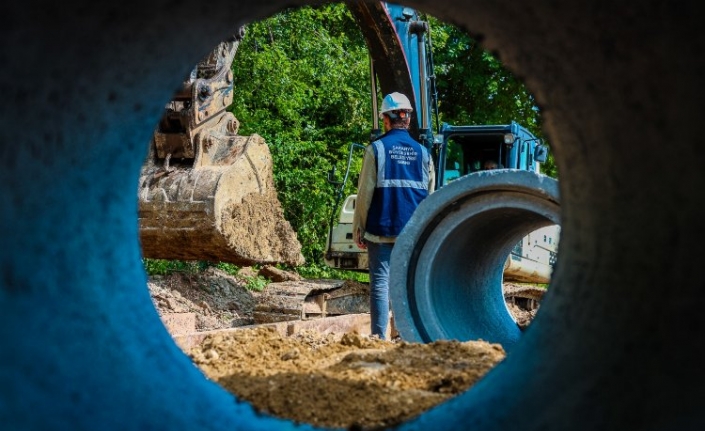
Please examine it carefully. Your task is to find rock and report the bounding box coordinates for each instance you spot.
[259,265,302,282]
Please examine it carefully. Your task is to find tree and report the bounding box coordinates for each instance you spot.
[230,4,372,265]
[229,4,555,267]
[427,16,557,176]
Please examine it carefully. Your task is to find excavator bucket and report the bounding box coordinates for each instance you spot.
[138,31,304,267]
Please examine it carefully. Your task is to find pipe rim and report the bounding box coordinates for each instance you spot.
[390,170,560,349]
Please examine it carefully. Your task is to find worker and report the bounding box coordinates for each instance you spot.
[352,92,435,340]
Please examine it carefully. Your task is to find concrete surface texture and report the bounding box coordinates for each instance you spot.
[0,1,703,430]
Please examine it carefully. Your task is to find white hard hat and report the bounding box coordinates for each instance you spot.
[380,92,413,116]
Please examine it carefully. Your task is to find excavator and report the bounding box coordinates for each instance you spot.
[138,1,560,344]
[323,2,560,333]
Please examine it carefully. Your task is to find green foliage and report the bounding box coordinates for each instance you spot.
[241,275,269,292]
[214,262,240,276]
[296,263,369,283]
[428,17,540,131]
[230,4,371,265]
[144,259,244,278]
[143,258,210,276]
[143,259,267,291]
[426,16,557,178]
[143,257,368,286]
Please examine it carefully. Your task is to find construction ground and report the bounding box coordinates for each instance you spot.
[148,266,540,429]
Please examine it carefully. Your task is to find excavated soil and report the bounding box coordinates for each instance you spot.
[190,328,505,429]
[221,190,305,267]
[149,268,537,429]
[148,267,258,330]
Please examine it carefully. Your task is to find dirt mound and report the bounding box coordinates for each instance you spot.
[148,268,258,330]
[189,327,505,429]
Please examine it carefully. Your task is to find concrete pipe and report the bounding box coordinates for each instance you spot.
[390,170,560,349]
[1,0,703,430]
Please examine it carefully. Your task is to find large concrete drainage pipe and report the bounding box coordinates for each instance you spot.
[2,0,702,429]
[390,170,559,349]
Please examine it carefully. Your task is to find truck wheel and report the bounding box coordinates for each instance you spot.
[390,170,560,350]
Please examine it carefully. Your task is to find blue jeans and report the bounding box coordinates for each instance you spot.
[367,241,394,339]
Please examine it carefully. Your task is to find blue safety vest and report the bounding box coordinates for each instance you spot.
[366,129,431,237]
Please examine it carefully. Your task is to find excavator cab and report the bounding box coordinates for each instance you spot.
[435,121,548,187]
[433,122,559,284]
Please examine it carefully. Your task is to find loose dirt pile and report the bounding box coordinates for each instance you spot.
[189,327,505,429]
[148,267,258,330]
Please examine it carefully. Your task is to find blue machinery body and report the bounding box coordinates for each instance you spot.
[347,2,549,180]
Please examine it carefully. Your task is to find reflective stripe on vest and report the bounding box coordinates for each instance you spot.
[372,139,430,189]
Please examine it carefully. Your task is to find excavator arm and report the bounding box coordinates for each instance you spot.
[346,1,419,137]
[138,28,305,267]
